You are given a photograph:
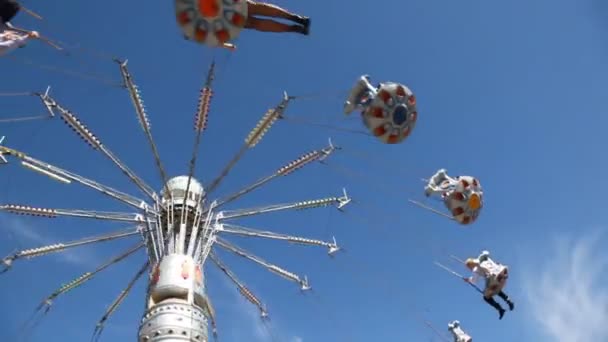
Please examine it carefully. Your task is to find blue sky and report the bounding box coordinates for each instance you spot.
[1,0,608,341]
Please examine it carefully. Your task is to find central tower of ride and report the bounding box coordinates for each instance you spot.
[139,176,213,342]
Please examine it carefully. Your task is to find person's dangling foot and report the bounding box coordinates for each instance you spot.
[301,17,310,32]
[484,296,506,320]
[290,15,310,28]
[497,291,515,311]
[289,24,309,35]
[301,22,310,35]
[507,300,515,311]
[284,14,309,35]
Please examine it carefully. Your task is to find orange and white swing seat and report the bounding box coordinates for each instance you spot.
[344,75,418,144]
[175,0,248,47]
[442,176,483,225]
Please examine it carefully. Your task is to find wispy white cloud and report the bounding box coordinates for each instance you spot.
[522,231,608,342]
[0,215,97,267]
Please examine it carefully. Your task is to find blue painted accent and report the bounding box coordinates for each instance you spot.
[392,104,409,125]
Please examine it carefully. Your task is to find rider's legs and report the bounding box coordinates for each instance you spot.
[245,16,307,34]
[0,0,20,24]
[497,291,514,310]
[483,295,505,319]
[247,1,310,26]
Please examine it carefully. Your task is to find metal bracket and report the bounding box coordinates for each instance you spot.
[0,136,8,164]
[337,188,351,210]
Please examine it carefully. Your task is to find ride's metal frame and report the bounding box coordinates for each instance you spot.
[0,60,352,340]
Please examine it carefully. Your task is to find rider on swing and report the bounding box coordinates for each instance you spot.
[0,0,39,56]
[465,250,515,319]
[448,320,472,342]
[343,75,377,115]
[424,168,452,197]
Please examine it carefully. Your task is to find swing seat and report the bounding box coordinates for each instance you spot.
[175,0,248,47]
[484,266,508,297]
[444,176,483,225]
[452,327,472,342]
[362,81,417,144]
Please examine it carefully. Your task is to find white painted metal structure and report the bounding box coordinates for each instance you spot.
[0,61,352,341]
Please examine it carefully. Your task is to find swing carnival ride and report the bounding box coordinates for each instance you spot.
[0,61,502,339]
[0,60,353,342]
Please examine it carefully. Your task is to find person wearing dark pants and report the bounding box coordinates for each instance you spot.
[465,254,515,320]
[0,0,20,25]
[483,290,515,319]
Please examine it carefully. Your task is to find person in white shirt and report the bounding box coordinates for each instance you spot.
[424,168,453,197]
[0,0,39,56]
[0,27,38,55]
[447,320,472,342]
[343,75,377,115]
[465,251,515,319]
